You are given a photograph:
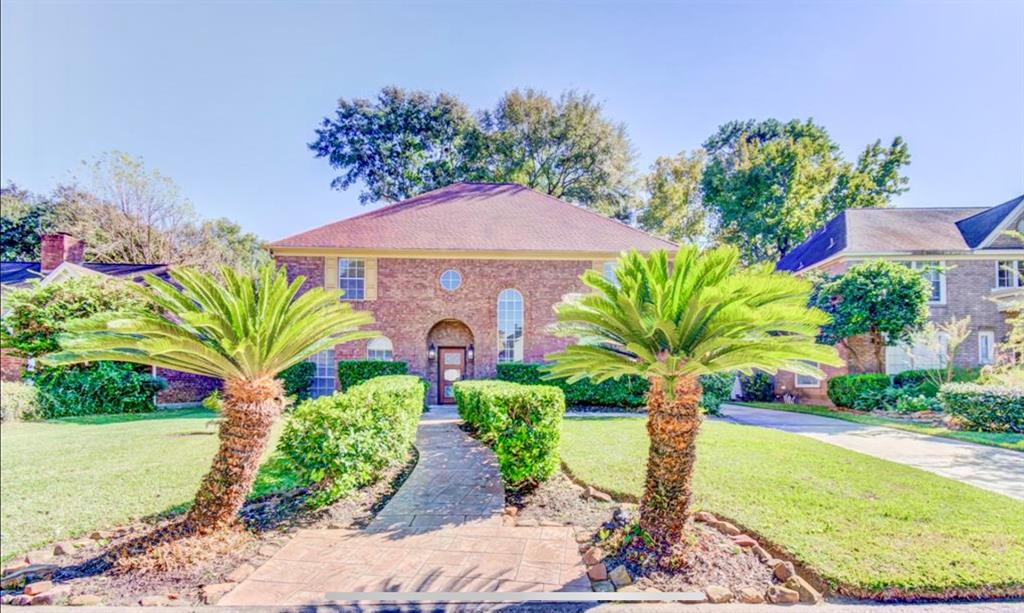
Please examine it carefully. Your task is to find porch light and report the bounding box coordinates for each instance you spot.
[427,343,437,361]
[467,344,475,361]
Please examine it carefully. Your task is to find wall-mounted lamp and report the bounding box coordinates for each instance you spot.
[427,343,437,361]
[466,344,475,361]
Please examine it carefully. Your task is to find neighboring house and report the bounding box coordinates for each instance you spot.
[774,194,1024,404]
[0,233,217,404]
[270,182,677,404]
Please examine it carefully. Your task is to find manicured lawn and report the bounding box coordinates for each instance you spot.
[736,401,1024,452]
[0,409,291,562]
[561,417,1024,596]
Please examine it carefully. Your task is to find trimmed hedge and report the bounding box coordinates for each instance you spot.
[279,361,317,401]
[939,383,1023,433]
[827,373,891,409]
[336,359,408,391]
[277,375,425,506]
[893,367,980,397]
[454,380,566,487]
[496,362,646,408]
[496,362,734,413]
[30,363,166,418]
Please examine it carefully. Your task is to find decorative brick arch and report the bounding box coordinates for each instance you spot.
[426,319,475,402]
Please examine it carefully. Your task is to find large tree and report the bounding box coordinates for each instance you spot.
[309,86,636,215]
[701,119,910,262]
[0,183,60,261]
[546,247,839,548]
[635,149,707,244]
[811,259,931,372]
[44,265,375,532]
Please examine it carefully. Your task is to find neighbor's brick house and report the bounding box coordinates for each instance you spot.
[0,233,220,404]
[270,182,676,404]
[774,194,1024,405]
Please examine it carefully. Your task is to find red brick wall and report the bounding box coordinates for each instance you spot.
[40,234,85,273]
[276,255,592,401]
[277,256,325,294]
[1,349,26,382]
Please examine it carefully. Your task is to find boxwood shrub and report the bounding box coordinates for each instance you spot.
[939,383,1023,433]
[454,380,566,488]
[277,374,425,506]
[826,373,891,409]
[336,359,408,391]
[30,362,166,418]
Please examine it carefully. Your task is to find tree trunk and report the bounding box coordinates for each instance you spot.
[185,377,284,534]
[870,329,886,374]
[640,375,703,547]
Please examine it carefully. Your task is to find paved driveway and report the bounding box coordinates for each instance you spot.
[719,404,1024,500]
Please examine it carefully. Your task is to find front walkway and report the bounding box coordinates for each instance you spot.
[218,405,587,606]
[720,403,1024,500]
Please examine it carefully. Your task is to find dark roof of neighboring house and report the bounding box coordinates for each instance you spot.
[777,194,1024,272]
[0,261,170,287]
[271,182,677,253]
[956,194,1024,248]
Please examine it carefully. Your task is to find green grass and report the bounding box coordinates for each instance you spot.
[736,401,1024,452]
[0,409,291,562]
[561,417,1024,596]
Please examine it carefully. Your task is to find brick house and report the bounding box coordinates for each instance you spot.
[0,233,219,404]
[774,194,1024,404]
[270,182,676,404]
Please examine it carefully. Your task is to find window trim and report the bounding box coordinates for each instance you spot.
[794,361,821,388]
[909,260,946,305]
[307,349,336,398]
[496,288,525,364]
[994,259,1023,289]
[337,258,366,301]
[978,330,995,365]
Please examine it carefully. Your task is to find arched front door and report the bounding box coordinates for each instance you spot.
[426,319,475,404]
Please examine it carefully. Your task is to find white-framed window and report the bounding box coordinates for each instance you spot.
[497,288,524,363]
[885,333,949,374]
[795,361,820,388]
[602,261,618,284]
[337,258,365,300]
[909,261,945,304]
[995,260,1024,289]
[440,269,462,291]
[307,349,336,398]
[367,337,394,361]
[978,331,995,365]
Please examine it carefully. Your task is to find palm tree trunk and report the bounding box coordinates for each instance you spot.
[640,375,703,547]
[186,377,283,533]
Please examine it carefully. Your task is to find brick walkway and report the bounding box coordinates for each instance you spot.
[218,405,589,606]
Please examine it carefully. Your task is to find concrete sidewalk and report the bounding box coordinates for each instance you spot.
[719,403,1024,500]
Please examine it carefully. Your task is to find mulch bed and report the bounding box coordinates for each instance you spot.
[0,450,417,607]
[506,470,623,528]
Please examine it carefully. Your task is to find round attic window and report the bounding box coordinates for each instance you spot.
[440,269,462,291]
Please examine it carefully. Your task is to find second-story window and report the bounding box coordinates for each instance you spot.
[338,258,365,300]
[909,261,944,304]
[996,260,1023,289]
[497,288,524,363]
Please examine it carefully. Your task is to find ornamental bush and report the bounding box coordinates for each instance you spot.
[1,381,39,422]
[893,367,981,397]
[336,359,408,391]
[496,362,646,408]
[454,380,565,487]
[699,372,734,415]
[277,375,425,506]
[740,371,775,402]
[827,373,891,409]
[939,383,1024,433]
[29,363,166,418]
[279,361,316,401]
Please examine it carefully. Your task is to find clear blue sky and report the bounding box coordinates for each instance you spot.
[2,1,1022,241]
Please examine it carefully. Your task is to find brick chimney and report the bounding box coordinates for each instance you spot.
[40,233,85,274]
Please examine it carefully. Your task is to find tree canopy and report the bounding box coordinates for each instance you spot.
[635,149,707,244]
[701,119,910,262]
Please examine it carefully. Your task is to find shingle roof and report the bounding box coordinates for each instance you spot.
[0,261,169,287]
[271,182,677,253]
[777,194,1024,272]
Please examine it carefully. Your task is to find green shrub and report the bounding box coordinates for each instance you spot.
[277,375,424,506]
[454,380,565,487]
[279,361,316,400]
[939,383,1024,433]
[336,359,408,391]
[851,386,906,411]
[201,390,222,412]
[827,373,891,409]
[699,372,734,415]
[894,393,943,414]
[496,362,646,408]
[893,367,981,397]
[1,381,39,422]
[740,371,775,402]
[30,363,166,418]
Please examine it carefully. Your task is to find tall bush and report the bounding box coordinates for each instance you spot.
[827,373,891,409]
[279,361,316,401]
[740,372,775,402]
[30,362,166,418]
[699,372,734,415]
[894,367,980,397]
[277,375,424,506]
[496,362,646,407]
[336,359,408,391]
[454,380,565,487]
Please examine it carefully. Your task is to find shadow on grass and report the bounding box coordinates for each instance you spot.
[46,407,215,426]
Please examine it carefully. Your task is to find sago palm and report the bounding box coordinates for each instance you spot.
[44,264,375,533]
[546,246,840,546]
